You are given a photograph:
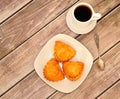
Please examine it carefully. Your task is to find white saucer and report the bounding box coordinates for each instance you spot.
[66,9,97,34]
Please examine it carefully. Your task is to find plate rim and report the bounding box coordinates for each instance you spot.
[34,34,93,93]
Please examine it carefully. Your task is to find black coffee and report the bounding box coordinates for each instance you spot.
[74,5,92,22]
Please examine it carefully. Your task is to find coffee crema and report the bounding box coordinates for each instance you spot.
[74,5,92,22]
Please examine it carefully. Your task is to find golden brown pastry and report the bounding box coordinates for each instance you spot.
[63,61,84,81]
[43,58,64,81]
[54,41,76,62]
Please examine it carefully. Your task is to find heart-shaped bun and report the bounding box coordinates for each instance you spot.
[54,41,76,62]
[44,59,64,81]
[63,61,84,81]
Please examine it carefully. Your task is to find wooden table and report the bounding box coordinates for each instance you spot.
[0,0,120,98]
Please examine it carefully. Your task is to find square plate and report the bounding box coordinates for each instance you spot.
[34,34,93,93]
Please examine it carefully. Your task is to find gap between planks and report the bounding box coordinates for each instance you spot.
[95,79,120,99]
[0,0,79,97]
[0,0,33,25]
[46,4,120,98]
[0,70,34,97]
[0,1,120,98]
[47,41,120,99]
[1,1,120,61]
[0,0,79,60]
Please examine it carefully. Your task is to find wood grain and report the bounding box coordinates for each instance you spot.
[1,43,120,99]
[0,12,71,96]
[0,0,78,95]
[80,0,120,16]
[76,7,120,60]
[49,44,120,99]
[0,0,32,23]
[0,0,77,59]
[98,81,120,99]
[49,5,120,98]
[1,72,55,99]
[1,3,120,98]
[1,0,120,60]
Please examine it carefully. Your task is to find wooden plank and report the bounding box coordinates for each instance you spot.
[76,8,120,60]
[48,6,120,99]
[0,0,78,59]
[0,0,32,23]
[98,81,120,99]
[0,0,120,60]
[80,0,120,16]
[1,44,120,99]
[1,72,55,99]
[0,0,78,95]
[48,44,120,99]
[0,2,120,98]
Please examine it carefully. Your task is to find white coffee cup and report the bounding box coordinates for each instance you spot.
[66,2,101,34]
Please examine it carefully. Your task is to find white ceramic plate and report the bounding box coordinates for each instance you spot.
[34,34,93,93]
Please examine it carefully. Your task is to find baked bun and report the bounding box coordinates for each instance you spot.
[63,61,84,81]
[44,58,64,81]
[54,41,76,62]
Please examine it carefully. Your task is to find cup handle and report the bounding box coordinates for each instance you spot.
[93,13,101,20]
